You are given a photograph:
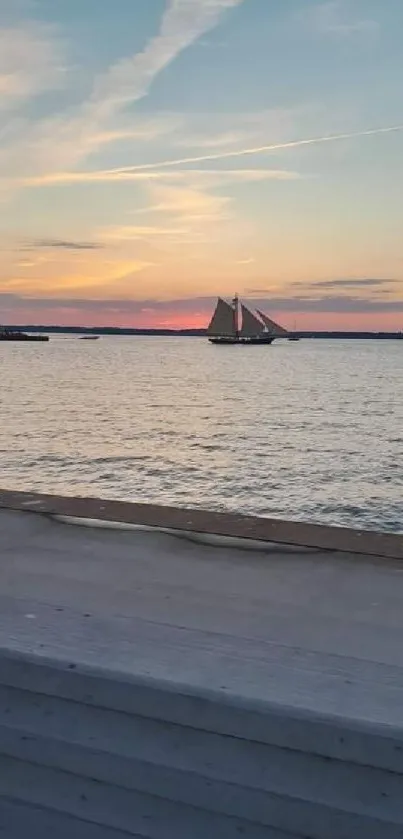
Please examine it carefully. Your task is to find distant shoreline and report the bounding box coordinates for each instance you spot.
[3,325,403,339]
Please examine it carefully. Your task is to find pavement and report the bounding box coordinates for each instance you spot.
[1,496,403,728]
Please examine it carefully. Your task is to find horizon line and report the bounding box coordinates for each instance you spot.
[3,324,402,336]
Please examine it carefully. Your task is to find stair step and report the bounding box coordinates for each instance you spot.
[1,684,403,827]
[1,651,403,838]
[2,649,403,773]
[0,797,142,838]
[0,756,299,839]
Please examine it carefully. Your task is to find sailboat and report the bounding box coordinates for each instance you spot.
[207,296,275,345]
[256,310,289,338]
[288,320,300,342]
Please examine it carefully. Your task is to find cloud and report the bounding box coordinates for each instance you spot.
[141,183,231,220]
[0,294,211,314]
[27,239,104,251]
[86,165,298,245]
[244,291,403,313]
[104,225,199,242]
[304,1,378,37]
[304,278,398,289]
[88,0,245,121]
[87,117,181,146]
[74,125,402,173]
[0,1,245,190]
[173,107,306,152]
[0,22,67,110]
[23,166,299,189]
[265,296,403,313]
[177,130,249,149]
[23,120,401,194]
[2,290,403,317]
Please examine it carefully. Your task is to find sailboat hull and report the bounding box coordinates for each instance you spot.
[209,335,275,345]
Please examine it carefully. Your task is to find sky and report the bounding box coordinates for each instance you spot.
[1,0,402,330]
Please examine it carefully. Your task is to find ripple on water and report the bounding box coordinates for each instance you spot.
[1,336,402,533]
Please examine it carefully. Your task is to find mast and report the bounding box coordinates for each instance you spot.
[232,294,239,337]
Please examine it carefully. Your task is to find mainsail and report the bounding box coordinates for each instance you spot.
[256,310,288,336]
[207,297,235,336]
[240,304,264,337]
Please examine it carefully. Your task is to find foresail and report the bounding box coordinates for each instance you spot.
[207,297,235,336]
[256,310,288,336]
[240,304,264,337]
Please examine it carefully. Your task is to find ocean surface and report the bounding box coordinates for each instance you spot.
[1,336,402,533]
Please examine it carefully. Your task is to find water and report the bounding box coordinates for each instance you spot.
[1,336,402,532]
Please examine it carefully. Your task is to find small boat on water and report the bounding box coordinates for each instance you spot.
[80,335,100,340]
[288,320,300,341]
[0,327,49,342]
[207,296,288,345]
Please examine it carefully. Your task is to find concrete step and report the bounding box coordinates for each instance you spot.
[1,725,403,838]
[1,651,403,838]
[2,649,403,773]
[0,757,297,839]
[1,684,403,832]
[0,797,143,838]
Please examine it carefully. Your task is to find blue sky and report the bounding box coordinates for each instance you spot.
[1,0,402,328]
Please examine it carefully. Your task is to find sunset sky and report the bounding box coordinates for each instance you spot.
[1,0,402,330]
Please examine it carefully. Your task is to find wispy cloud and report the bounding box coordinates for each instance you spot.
[304,278,398,289]
[173,107,305,151]
[105,225,192,242]
[74,125,402,173]
[28,239,104,251]
[87,117,181,147]
[2,258,155,296]
[19,123,402,191]
[247,278,400,297]
[0,0,245,189]
[139,182,231,221]
[177,129,249,149]
[2,291,403,317]
[265,296,402,313]
[304,1,378,37]
[22,166,299,188]
[18,165,297,249]
[0,22,67,110]
[88,0,245,121]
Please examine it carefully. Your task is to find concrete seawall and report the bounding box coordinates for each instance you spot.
[1,491,403,836]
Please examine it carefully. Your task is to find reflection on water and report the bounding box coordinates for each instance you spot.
[1,336,402,532]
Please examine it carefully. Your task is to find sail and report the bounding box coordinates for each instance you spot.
[240,304,264,337]
[207,297,235,336]
[256,310,288,336]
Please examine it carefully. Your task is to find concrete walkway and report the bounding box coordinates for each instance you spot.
[1,504,403,725]
[1,494,403,836]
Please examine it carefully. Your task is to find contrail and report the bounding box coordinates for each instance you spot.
[121,125,403,172]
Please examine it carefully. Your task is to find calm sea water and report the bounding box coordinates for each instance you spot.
[1,336,402,532]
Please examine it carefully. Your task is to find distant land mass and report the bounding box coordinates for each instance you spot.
[5,325,403,339]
